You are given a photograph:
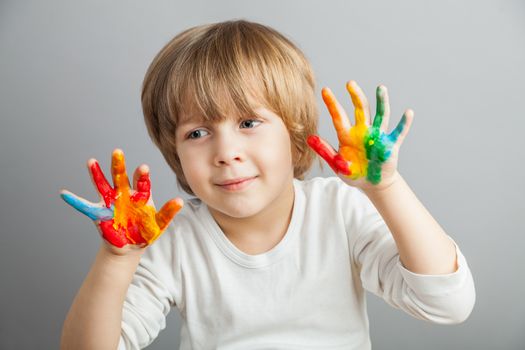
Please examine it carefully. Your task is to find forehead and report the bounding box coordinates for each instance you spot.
[177,111,206,126]
[177,89,266,128]
[177,105,231,128]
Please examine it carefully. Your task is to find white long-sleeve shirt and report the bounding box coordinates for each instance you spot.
[118,176,475,349]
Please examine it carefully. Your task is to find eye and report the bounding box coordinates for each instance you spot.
[240,119,262,129]
[187,129,209,140]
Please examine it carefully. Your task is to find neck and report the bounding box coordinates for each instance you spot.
[209,180,295,254]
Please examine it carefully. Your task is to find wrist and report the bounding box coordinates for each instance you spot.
[91,244,143,291]
[362,171,403,199]
[98,241,145,266]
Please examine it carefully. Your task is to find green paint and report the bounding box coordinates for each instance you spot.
[373,86,385,129]
[365,95,406,185]
[365,128,391,185]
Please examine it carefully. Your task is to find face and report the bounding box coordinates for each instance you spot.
[175,106,295,221]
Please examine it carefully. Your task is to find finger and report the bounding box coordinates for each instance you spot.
[87,159,115,208]
[321,87,352,145]
[346,80,371,126]
[307,135,352,175]
[373,85,391,132]
[155,198,184,231]
[111,148,130,193]
[388,109,414,147]
[60,189,113,221]
[131,164,151,203]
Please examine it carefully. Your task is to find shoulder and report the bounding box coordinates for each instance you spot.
[172,197,205,224]
[152,197,206,247]
[167,197,207,236]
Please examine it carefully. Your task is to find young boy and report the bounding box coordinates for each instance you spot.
[60,20,475,349]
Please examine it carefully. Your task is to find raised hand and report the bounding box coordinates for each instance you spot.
[307,81,413,191]
[60,149,183,249]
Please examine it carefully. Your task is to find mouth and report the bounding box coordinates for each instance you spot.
[216,176,258,191]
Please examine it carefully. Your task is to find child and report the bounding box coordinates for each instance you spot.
[60,20,475,350]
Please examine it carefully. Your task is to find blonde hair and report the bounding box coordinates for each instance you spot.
[142,19,319,195]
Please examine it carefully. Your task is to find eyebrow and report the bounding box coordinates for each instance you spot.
[177,105,265,130]
[177,115,207,128]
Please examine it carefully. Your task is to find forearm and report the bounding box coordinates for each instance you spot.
[363,172,458,275]
[61,244,143,350]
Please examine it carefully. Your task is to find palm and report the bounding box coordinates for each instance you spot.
[308,80,413,191]
[60,149,183,248]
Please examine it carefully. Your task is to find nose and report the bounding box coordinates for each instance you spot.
[213,130,244,167]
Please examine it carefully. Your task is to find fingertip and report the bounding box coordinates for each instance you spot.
[321,87,332,101]
[157,198,185,230]
[346,80,359,91]
[346,80,364,101]
[59,189,77,205]
[405,110,415,131]
[139,164,150,174]
[87,158,97,167]
[174,197,184,208]
[377,84,387,95]
[394,109,415,143]
[163,198,184,214]
[111,148,126,171]
[306,134,320,148]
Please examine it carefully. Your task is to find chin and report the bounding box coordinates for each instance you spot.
[213,200,263,219]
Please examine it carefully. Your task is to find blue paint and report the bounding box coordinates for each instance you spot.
[388,113,407,143]
[61,192,114,221]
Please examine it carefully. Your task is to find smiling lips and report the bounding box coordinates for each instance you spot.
[216,176,257,191]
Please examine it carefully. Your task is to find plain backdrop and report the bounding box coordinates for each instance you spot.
[1,0,524,349]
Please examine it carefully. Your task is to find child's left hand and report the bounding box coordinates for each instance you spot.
[307,80,414,193]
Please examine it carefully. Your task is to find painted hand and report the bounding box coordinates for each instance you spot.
[307,81,413,191]
[60,149,183,248]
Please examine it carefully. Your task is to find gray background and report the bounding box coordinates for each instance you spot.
[1,0,524,349]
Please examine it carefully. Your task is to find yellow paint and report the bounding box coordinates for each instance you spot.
[337,82,370,180]
[111,151,162,245]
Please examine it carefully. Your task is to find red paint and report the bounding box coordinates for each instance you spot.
[99,220,147,247]
[90,159,152,247]
[131,173,151,203]
[82,151,183,248]
[90,161,115,208]
[307,135,351,175]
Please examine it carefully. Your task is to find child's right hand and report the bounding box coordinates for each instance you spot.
[60,149,183,255]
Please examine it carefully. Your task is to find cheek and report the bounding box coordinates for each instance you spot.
[178,149,207,186]
[261,130,293,170]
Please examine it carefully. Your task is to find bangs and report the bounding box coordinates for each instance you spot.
[170,37,266,125]
[166,20,297,126]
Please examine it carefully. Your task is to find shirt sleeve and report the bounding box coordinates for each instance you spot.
[118,223,183,349]
[345,187,476,324]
